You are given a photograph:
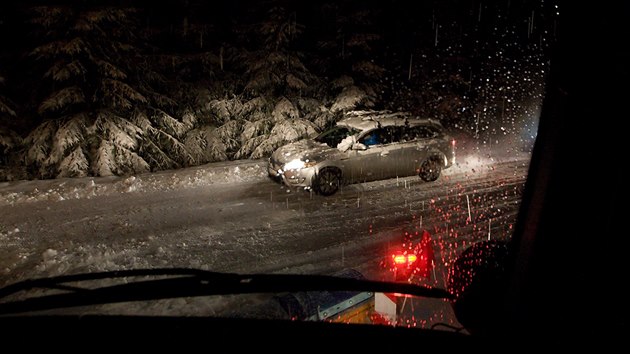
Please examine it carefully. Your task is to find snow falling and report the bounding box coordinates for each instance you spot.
[0,0,558,331]
[1,141,530,329]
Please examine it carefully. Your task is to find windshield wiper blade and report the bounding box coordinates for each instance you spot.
[0,268,453,315]
[0,268,213,299]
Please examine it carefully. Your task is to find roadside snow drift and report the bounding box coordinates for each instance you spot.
[0,159,268,206]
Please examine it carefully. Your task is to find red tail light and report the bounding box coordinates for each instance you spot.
[393,255,407,264]
[387,230,436,282]
[392,253,417,265]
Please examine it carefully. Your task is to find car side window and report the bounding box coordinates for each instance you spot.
[415,126,439,139]
[362,126,418,146]
[401,126,439,141]
[315,126,358,148]
[360,128,388,146]
[360,130,380,146]
[388,126,406,143]
[399,126,414,142]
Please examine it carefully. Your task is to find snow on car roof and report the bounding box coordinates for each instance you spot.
[337,110,444,132]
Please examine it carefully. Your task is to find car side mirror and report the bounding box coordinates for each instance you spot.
[352,143,367,150]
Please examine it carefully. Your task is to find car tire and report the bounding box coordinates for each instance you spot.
[419,157,442,182]
[313,168,341,196]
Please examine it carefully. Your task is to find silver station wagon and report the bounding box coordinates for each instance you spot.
[268,111,456,195]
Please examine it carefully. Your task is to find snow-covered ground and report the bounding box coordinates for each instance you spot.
[0,137,528,207]
[0,141,530,282]
[0,141,531,328]
[0,159,269,207]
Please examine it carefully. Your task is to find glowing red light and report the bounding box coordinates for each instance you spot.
[393,255,406,264]
[393,253,418,266]
[452,139,456,146]
[387,230,436,282]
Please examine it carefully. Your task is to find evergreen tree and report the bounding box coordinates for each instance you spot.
[224,6,320,159]
[242,6,313,99]
[24,5,191,178]
[0,74,21,178]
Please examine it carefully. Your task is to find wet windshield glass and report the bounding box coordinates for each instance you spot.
[0,0,556,331]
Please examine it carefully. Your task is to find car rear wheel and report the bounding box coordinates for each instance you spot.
[313,168,341,196]
[419,157,442,182]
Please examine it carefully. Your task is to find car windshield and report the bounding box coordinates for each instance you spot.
[0,0,557,333]
[314,126,360,148]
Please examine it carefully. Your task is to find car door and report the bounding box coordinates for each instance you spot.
[406,125,442,172]
[342,128,390,183]
[380,126,414,178]
[394,125,423,176]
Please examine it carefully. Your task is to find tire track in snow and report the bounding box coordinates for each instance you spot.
[0,158,529,287]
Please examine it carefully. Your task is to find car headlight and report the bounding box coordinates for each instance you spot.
[284,159,315,171]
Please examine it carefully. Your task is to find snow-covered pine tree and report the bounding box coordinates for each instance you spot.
[182,96,262,162]
[297,97,336,130]
[183,125,229,163]
[243,6,314,98]
[294,76,374,131]
[24,7,139,177]
[23,120,58,177]
[0,124,22,180]
[235,103,275,159]
[330,82,372,113]
[138,12,246,167]
[300,6,383,130]
[208,97,245,124]
[251,117,317,158]
[0,126,19,159]
[227,8,322,160]
[0,75,16,120]
[236,97,317,159]
[0,74,21,172]
[25,5,190,178]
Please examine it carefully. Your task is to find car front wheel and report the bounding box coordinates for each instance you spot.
[419,158,442,182]
[313,168,341,196]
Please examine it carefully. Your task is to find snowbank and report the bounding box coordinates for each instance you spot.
[0,159,268,206]
[0,134,532,207]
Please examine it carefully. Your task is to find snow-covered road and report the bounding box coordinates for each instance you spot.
[1,152,530,291]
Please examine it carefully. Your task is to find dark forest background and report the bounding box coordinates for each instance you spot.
[0,0,556,180]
